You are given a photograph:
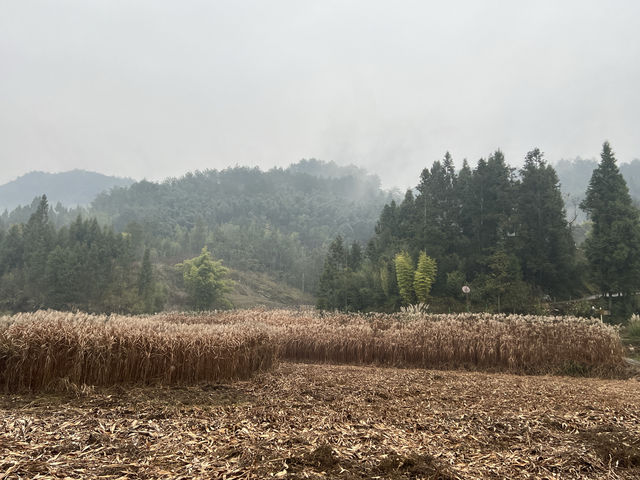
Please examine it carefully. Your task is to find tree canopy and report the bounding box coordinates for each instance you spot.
[177,247,233,311]
[580,142,640,303]
[317,149,582,313]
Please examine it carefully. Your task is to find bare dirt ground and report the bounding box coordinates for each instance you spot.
[1,363,639,479]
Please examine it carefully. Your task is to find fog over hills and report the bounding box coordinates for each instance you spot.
[2,1,640,190]
[3,154,640,223]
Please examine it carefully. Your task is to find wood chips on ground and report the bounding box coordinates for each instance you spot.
[1,363,639,479]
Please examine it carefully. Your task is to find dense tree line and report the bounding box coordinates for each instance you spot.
[0,196,236,313]
[318,143,640,318]
[0,196,156,313]
[3,150,638,318]
[1,197,90,230]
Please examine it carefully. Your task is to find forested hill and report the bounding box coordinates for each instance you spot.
[92,161,386,241]
[0,160,390,312]
[287,158,370,179]
[0,170,134,211]
[86,161,392,292]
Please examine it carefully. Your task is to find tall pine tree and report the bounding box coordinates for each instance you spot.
[516,148,575,297]
[317,236,347,310]
[580,142,640,305]
[23,195,54,307]
[465,151,516,273]
[138,247,156,312]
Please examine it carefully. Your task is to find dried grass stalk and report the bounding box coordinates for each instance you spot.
[156,310,625,376]
[0,309,625,393]
[0,311,276,392]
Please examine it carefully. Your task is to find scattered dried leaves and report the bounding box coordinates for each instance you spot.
[1,362,639,479]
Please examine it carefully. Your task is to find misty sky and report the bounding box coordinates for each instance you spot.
[2,1,640,189]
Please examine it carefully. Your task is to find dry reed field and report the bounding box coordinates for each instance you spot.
[0,363,638,479]
[0,311,276,392]
[0,309,626,393]
[158,309,626,376]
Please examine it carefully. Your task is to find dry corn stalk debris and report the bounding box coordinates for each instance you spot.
[0,362,638,479]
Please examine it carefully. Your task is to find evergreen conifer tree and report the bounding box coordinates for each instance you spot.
[516,149,575,296]
[23,195,54,307]
[138,247,156,312]
[580,142,640,304]
[316,236,347,310]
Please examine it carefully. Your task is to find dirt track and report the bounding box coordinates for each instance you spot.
[1,363,639,479]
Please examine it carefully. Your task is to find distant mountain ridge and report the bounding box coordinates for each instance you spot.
[0,170,135,211]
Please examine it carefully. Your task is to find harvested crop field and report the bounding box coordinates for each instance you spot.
[1,362,639,479]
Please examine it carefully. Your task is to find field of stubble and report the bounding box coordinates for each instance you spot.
[1,362,639,480]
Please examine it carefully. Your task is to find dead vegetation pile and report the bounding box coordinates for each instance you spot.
[0,311,275,392]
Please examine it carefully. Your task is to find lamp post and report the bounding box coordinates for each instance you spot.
[462,285,471,312]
